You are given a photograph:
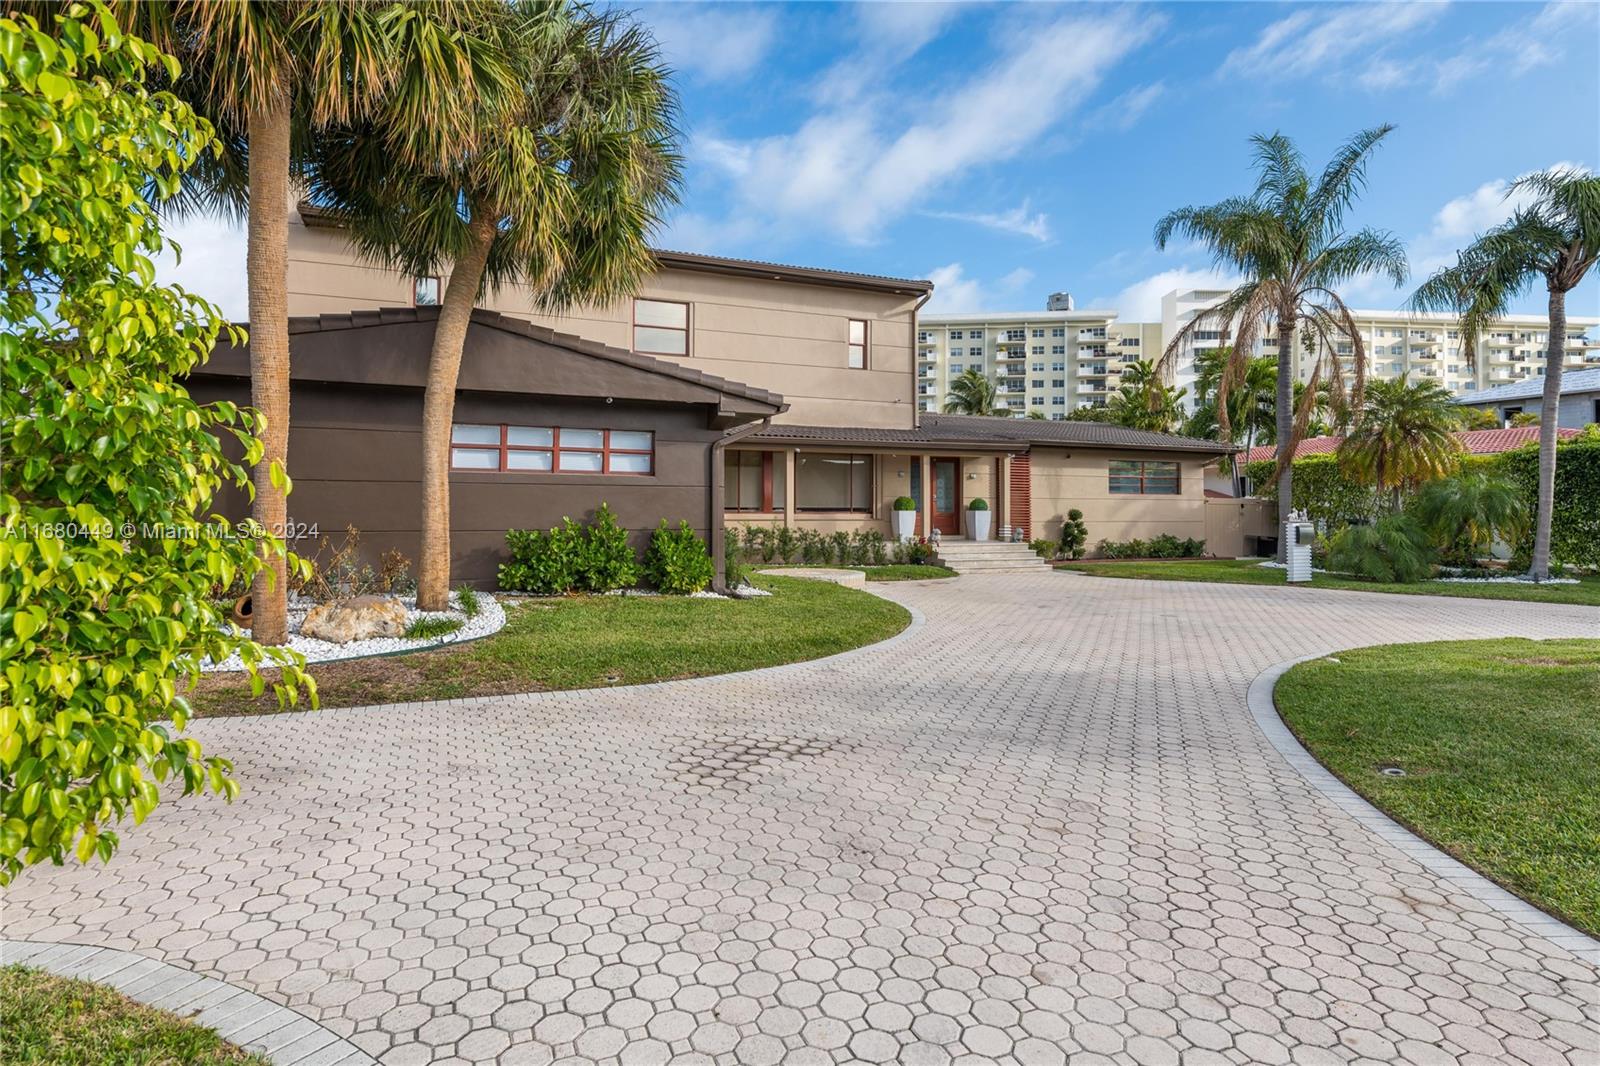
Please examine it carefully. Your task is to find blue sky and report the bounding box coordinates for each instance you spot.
[161,1,1600,323]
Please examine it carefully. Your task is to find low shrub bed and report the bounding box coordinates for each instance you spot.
[500,505,715,595]
[1096,533,1206,559]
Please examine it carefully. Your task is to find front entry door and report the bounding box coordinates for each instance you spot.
[932,458,962,535]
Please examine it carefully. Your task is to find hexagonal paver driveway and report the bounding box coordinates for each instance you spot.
[5,574,1598,1065]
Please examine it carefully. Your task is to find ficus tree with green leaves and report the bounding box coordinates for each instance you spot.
[0,4,314,884]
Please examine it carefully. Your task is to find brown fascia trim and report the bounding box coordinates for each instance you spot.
[295,203,933,297]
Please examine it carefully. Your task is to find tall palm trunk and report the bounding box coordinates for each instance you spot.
[1274,314,1295,562]
[1530,285,1565,581]
[416,211,498,609]
[246,95,292,644]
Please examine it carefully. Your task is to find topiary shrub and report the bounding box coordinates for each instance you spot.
[1058,509,1088,560]
[643,520,715,593]
[1325,514,1434,583]
[892,495,916,511]
[967,498,989,511]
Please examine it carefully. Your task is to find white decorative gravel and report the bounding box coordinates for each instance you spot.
[201,590,506,672]
[1257,558,1579,585]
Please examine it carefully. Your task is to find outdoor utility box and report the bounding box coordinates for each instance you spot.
[1285,520,1315,583]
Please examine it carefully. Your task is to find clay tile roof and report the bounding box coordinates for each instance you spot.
[1241,425,1579,464]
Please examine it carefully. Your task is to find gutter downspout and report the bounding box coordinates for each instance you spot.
[710,415,775,593]
[911,289,933,430]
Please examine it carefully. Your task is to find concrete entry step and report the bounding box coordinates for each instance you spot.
[927,540,1053,573]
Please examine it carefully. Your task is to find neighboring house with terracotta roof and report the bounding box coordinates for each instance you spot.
[1455,367,1600,430]
[201,203,1243,584]
[1238,426,1580,466]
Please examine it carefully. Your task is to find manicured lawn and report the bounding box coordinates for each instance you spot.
[756,564,957,581]
[192,575,909,714]
[1276,639,1600,936]
[0,966,267,1066]
[1056,558,1600,606]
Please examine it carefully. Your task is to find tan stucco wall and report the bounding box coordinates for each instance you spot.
[286,219,919,430]
[1203,497,1276,558]
[1030,447,1212,552]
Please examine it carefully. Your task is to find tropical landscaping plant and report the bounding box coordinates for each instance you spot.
[1106,359,1187,434]
[1411,473,1527,567]
[1494,433,1600,571]
[1412,166,1600,580]
[942,368,1009,416]
[308,0,682,610]
[0,5,312,884]
[1337,378,1464,511]
[1155,127,1408,556]
[1325,513,1434,583]
[642,521,714,594]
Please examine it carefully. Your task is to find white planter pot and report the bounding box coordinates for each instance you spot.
[967,509,992,541]
[892,509,916,541]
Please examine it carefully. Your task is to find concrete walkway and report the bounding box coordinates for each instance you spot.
[3,573,1596,1065]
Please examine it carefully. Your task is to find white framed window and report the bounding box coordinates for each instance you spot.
[847,319,867,369]
[1051,327,1065,338]
[413,276,441,306]
[1031,328,1045,338]
[949,330,964,340]
[633,299,689,356]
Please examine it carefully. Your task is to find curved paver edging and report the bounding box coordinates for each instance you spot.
[0,940,376,1066]
[1247,653,1600,967]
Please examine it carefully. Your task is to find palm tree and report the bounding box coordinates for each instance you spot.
[943,368,1009,416]
[309,1,681,609]
[1107,359,1187,433]
[1413,472,1527,566]
[1337,378,1464,510]
[1412,167,1600,579]
[1155,128,1407,556]
[114,1,520,641]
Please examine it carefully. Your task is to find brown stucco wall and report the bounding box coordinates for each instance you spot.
[1029,447,1214,552]
[189,379,721,587]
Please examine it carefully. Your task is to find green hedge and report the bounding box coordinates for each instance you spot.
[1243,454,1380,530]
[1249,436,1600,569]
[1493,438,1600,570]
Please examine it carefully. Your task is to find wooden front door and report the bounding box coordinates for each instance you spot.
[932,458,962,535]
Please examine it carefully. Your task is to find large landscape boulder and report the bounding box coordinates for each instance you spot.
[300,595,408,643]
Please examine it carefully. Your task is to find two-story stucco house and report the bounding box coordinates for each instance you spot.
[188,200,1230,585]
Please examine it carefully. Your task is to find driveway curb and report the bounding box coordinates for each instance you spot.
[1246,653,1600,967]
[0,940,376,1065]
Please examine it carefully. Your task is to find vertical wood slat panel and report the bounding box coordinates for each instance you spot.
[1009,454,1032,539]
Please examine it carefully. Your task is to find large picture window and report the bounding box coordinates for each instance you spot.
[634,298,689,355]
[796,452,871,512]
[450,424,653,475]
[1109,460,1180,495]
[725,451,786,512]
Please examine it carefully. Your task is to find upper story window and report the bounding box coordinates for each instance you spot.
[1109,460,1180,495]
[949,330,964,340]
[1051,327,1065,338]
[1031,328,1045,338]
[968,329,984,340]
[1052,345,1066,355]
[450,424,653,475]
[1005,329,1026,342]
[1031,345,1044,355]
[633,299,689,356]
[847,319,867,369]
[917,330,932,343]
[413,276,441,306]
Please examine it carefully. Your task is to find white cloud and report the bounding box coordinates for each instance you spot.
[1095,267,1239,322]
[1224,4,1445,84]
[1432,2,1595,94]
[925,201,1052,242]
[696,9,1159,244]
[814,2,963,106]
[1409,161,1584,277]
[1085,82,1165,132]
[153,211,247,321]
[644,3,779,84]
[924,263,1035,314]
